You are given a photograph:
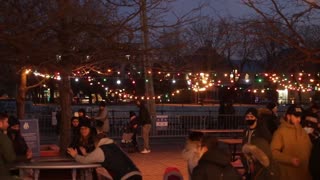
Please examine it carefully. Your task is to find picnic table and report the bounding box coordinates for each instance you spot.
[15,156,101,180]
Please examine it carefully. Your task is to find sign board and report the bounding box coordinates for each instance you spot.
[156,115,168,130]
[20,119,40,157]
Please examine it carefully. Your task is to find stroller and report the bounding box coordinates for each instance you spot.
[120,124,137,153]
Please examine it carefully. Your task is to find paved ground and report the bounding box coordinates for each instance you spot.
[128,142,188,180]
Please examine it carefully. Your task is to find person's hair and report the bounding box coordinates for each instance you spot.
[200,136,218,150]
[0,112,8,121]
[188,131,204,141]
[78,108,86,116]
[99,101,106,107]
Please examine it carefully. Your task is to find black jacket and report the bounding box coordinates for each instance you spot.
[191,148,241,180]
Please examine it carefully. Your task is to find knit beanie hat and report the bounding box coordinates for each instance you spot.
[245,107,258,118]
[266,102,277,110]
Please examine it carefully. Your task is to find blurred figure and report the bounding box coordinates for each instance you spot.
[136,100,152,154]
[70,116,81,149]
[271,104,312,180]
[7,116,33,178]
[78,108,88,119]
[95,120,107,140]
[128,111,139,151]
[7,116,32,161]
[0,113,16,180]
[191,136,241,180]
[217,101,226,129]
[242,108,277,180]
[263,102,280,134]
[94,101,109,134]
[182,131,204,179]
[302,110,320,180]
[67,137,142,180]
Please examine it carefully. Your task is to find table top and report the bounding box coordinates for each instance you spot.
[15,161,101,169]
[218,138,243,144]
[190,129,244,133]
[31,156,74,162]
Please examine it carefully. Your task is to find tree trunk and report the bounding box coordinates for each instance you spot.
[140,0,156,123]
[58,69,72,154]
[17,68,27,119]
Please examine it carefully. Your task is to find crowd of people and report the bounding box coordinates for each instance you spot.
[0,100,152,180]
[1,99,320,180]
[182,102,320,180]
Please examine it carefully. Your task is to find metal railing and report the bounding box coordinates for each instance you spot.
[34,111,247,142]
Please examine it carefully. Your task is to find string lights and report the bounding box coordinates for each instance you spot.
[25,68,320,101]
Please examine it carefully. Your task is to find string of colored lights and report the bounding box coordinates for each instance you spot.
[25,68,320,100]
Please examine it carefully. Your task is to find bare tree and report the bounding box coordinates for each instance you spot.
[242,0,320,64]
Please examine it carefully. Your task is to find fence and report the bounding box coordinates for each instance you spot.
[33,110,252,144]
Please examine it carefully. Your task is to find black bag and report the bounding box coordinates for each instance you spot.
[220,164,242,180]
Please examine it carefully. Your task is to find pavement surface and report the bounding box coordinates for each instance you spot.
[128,142,188,180]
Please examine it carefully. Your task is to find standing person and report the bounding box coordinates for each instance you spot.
[136,100,152,154]
[0,113,16,180]
[218,101,226,129]
[271,104,312,180]
[241,108,276,180]
[94,101,109,134]
[302,111,320,180]
[67,137,142,180]
[265,102,280,134]
[191,136,241,180]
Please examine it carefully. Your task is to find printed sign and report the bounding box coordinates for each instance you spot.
[156,115,168,130]
[20,119,40,157]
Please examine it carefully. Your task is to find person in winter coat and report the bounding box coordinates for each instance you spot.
[302,111,320,180]
[67,137,142,180]
[191,136,241,180]
[182,131,204,179]
[271,104,312,180]
[94,101,109,134]
[242,108,278,180]
[0,113,16,180]
[260,102,280,135]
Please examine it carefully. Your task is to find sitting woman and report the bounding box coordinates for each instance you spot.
[68,120,97,179]
[69,120,96,155]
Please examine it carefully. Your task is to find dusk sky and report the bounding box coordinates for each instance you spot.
[170,0,253,20]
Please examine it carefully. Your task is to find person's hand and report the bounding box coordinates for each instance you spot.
[26,149,33,159]
[291,157,300,167]
[67,148,78,158]
[79,146,87,156]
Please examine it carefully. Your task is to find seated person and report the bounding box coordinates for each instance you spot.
[122,112,139,147]
[70,116,80,146]
[191,136,241,180]
[69,120,96,155]
[7,116,33,178]
[7,116,32,161]
[67,136,142,180]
